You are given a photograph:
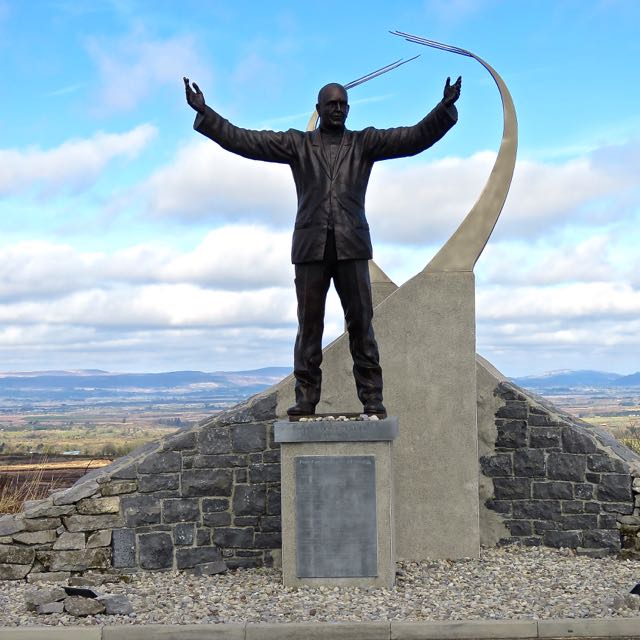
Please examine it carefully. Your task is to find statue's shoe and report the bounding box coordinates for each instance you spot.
[363,402,387,418]
[286,402,316,417]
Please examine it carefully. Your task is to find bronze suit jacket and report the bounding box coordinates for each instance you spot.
[194,102,457,264]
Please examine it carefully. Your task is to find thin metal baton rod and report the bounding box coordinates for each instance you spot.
[389,31,473,58]
[345,54,421,90]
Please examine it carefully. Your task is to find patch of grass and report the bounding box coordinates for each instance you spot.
[0,463,62,514]
[620,438,640,456]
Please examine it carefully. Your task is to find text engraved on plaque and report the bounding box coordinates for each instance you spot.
[295,455,377,577]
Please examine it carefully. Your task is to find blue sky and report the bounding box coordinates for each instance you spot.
[0,0,638,376]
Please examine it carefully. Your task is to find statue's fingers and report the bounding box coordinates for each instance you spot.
[193,82,202,95]
[445,76,451,87]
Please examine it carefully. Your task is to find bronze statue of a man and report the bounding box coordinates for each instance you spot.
[184,75,461,417]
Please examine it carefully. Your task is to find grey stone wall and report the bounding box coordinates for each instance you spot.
[2,360,640,580]
[0,390,281,579]
[479,379,640,557]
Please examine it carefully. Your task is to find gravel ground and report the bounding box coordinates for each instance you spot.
[1,546,640,627]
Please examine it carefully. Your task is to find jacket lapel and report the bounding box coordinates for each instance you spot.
[333,130,353,177]
[310,129,331,179]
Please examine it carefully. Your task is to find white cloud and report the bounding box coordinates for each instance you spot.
[142,140,295,224]
[0,225,293,302]
[0,125,156,196]
[86,30,211,114]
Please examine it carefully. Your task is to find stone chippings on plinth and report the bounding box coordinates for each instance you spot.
[481,380,640,556]
[0,389,281,580]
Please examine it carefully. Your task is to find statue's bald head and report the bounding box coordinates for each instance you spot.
[316,83,349,132]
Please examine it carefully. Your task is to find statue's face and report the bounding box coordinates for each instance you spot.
[316,84,349,131]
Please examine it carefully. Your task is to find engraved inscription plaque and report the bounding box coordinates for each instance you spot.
[295,455,377,577]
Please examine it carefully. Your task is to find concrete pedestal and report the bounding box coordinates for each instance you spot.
[274,417,398,588]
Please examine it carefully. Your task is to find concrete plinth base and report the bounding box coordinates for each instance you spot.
[274,417,398,588]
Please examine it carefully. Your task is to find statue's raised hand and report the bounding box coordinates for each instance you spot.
[442,76,462,107]
[184,77,205,114]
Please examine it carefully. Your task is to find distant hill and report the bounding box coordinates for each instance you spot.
[512,369,640,391]
[0,367,292,406]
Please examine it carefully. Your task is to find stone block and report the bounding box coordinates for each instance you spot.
[263,449,281,463]
[598,514,618,529]
[561,514,597,530]
[529,427,561,449]
[574,483,594,499]
[597,474,633,502]
[194,454,247,468]
[213,527,253,548]
[77,496,120,515]
[182,469,233,497]
[231,423,267,452]
[37,601,65,614]
[25,585,67,609]
[583,529,621,550]
[98,594,134,615]
[532,481,573,500]
[0,544,35,564]
[13,530,57,545]
[233,484,266,516]
[161,430,197,451]
[101,480,138,496]
[52,480,100,505]
[138,474,180,492]
[87,529,112,548]
[601,501,633,514]
[528,413,552,426]
[235,516,259,526]
[586,472,600,483]
[506,521,532,536]
[112,528,136,568]
[496,402,527,419]
[254,532,281,548]
[196,527,211,546]
[27,571,70,583]
[0,563,32,579]
[202,498,229,512]
[534,520,559,533]
[479,454,512,477]
[163,498,200,523]
[137,451,181,474]
[268,489,281,516]
[561,427,597,454]
[514,450,546,477]
[512,500,561,520]
[53,532,85,550]
[587,454,628,473]
[63,513,124,532]
[546,453,586,482]
[485,499,511,514]
[561,500,584,514]
[495,420,527,449]
[543,530,582,548]
[139,532,173,569]
[174,523,195,546]
[44,548,110,571]
[249,463,281,483]
[121,495,161,527]
[260,516,282,532]
[492,478,531,500]
[175,546,222,569]
[203,512,232,527]
[24,517,61,531]
[64,595,106,616]
[584,501,601,513]
[235,469,248,483]
[198,425,232,454]
[0,515,25,536]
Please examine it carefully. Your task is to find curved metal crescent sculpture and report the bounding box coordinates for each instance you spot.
[390,33,518,273]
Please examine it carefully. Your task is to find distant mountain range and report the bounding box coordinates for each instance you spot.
[512,369,640,391]
[0,367,292,407]
[0,367,637,407]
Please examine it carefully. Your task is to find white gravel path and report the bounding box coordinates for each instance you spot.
[1,546,639,627]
